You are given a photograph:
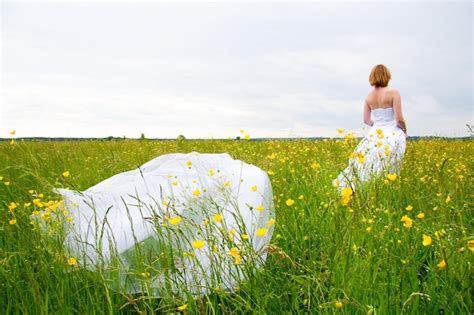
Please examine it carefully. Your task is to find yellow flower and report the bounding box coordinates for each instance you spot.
[9,129,16,135]
[405,205,413,211]
[256,204,264,212]
[341,187,353,197]
[366,226,372,233]
[337,128,344,134]
[335,301,343,308]
[251,185,257,192]
[172,181,178,186]
[298,195,304,200]
[192,189,200,197]
[240,129,245,133]
[62,171,70,178]
[213,213,222,223]
[186,160,192,167]
[467,240,474,251]
[9,218,17,225]
[244,134,250,140]
[241,233,249,240]
[437,259,446,269]
[341,195,351,206]
[177,304,188,312]
[311,162,320,170]
[169,216,182,225]
[386,173,397,181]
[4,181,10,186]
[267,218,275,227]
[445,195,452,203]
[192,240,205,250]
[68,256,77,266]
[234,255,242,264]
[8,202,17,211]
[223,181,231,188]
[256,227,268,237]
[400,215,413,228]
[422,234,432,246]
[229,247,239,258]
[417,212,425,219]
[286,199,295,206]
[208,169,214,176]
[10,139,15,145]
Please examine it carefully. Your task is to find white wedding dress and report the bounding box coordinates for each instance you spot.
[334,107,406,189]
[54,152,275,295]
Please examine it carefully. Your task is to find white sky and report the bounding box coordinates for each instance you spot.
[1,1,472,138]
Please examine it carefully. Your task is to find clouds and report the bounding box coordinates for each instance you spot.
[1,1,472,138]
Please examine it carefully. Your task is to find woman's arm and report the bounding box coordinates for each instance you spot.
[393,90,407,133]
[363,100,373,126]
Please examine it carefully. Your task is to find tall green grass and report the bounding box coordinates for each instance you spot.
[0,138,472,313]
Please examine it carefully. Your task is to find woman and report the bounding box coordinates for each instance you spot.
[334,64,407,190]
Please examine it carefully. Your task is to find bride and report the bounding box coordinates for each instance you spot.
[53,152,275,296]
[334,64,407,190]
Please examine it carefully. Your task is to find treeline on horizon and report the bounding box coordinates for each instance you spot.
[0,136,472,142]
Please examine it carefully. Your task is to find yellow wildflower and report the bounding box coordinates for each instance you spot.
[335,301,343,308]
[298,195,304,200]
[68,256,77,266]
[405,205,413,211]
[223,181,231,188]
[208,169,214,176]
[311,162,320,170]
[400,215,413,228]
[437,259,446,269]
[286,199,295,206]
[62,171,70,178]
[213,213,222,223]
[186,160,192,167]
[229,247,239,258]
[267,218,275,227]
[244,134,250,140]
[192,240,205,250]
[169,216,182,225]
[341,187,353,197]
[8,202,17,211]
[256,227,268,237]
[467,240,474,251]
[9,129,16,135]
[386,173,397,181]
[417,212,425,219]
[192,189,200,197]
[256,204,264,212]
[445,195,452,203]
[251,185,257,192]
[422,234,432,246]
[177,304,188,312]
[241,233,249,240]
[9,218,17,225]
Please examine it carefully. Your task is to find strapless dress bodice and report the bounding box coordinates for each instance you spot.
[371,107,396,125]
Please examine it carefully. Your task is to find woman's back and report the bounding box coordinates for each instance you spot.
[366,87,396,109]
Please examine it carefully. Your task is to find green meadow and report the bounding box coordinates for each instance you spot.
[0,138,472,314]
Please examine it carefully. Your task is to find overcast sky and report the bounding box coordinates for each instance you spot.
[1,1,472,138]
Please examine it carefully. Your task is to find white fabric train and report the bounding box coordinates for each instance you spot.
[54,152,275,295]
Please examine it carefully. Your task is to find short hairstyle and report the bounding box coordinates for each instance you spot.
[369,64,391,87]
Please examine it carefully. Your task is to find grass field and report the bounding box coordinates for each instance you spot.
[0,137,472,314]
